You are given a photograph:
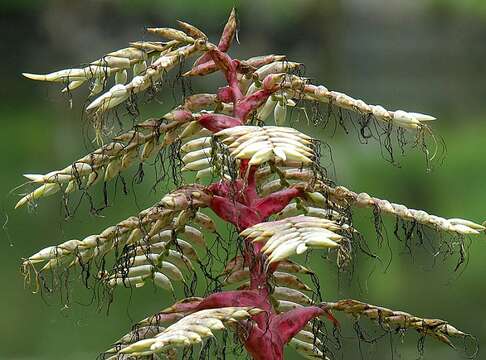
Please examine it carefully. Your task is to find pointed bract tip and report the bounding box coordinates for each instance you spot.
[160,305,177,314]
[15,196,28,209]
[22,73,47,81]
[85,101,98,111]
[23,174,43,182]
[410,112,437,121]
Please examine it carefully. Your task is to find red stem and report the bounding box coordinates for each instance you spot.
[254,187,303,219]
[193,43,323,360]
[234,89,272,121]
[198,113,242,132]
[208,49,243,101]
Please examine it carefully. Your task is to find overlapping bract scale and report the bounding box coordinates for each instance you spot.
[294,84,437,130]
[16,109,194,209]
[314,182,486,235]
[272,286,313,306]
[23,45,154,91]
[87,43,200,114]
[325,299,468,347]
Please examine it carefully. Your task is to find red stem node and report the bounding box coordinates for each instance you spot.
[234,89,272,121]
[196,290,269,311]
[209,195,261,231]
[193,8,237,67]
[216,7,237,53]
[198,113,242,132]
[254,187,303,219]
[208,49,243,101]
[217,85,235,103]
[184,60,218,77]
[244,305,337,360]
[239,160,258,205]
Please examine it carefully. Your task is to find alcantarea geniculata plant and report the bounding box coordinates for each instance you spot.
[16,8,485,360]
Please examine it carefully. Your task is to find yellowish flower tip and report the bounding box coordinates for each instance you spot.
[14,198,27,209]
[409,112,437,121]
[15,183,61,209]
[22,174,43,182]
[161,195,175,208]
[22,73,47,81]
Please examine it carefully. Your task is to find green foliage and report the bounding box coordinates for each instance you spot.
[428,0,486,16]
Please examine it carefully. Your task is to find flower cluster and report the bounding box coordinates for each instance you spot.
[17,8,484,360]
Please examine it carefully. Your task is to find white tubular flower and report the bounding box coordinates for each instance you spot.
[257,97,278,121]
[23,66,113,82]
[15,183,61,209]
[118,307,263,356]
[86,84,129,112]
[288,337,329,360]
[274,100,287,126]
[22,186,214,294]
[272,286,313,306]
[255,61,301,80]
[241,216,346,264]
[216,126,316,166]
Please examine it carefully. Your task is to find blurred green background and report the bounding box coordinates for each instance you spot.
[2,0,486,359]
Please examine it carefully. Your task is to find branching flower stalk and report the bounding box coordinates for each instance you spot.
[16,8,485,360]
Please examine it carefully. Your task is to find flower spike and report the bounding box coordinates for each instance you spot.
[16,7,485,360]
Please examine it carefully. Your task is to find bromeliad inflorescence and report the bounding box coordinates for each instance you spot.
[16,8,485,360]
